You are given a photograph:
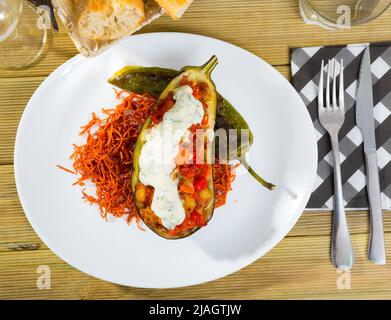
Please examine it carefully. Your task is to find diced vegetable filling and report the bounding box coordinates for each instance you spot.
[135,78,214,235]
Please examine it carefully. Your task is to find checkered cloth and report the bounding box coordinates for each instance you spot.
[291,43,391,210]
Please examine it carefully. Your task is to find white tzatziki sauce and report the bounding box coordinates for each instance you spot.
[138,85,204,230]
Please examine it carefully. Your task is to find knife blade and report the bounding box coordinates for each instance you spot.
[356,47,376,149]
[356,46,386,265]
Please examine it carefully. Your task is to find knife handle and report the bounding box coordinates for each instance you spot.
[365,150,386,265]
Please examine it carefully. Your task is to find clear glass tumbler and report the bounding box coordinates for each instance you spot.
[300,0,391,29]
[0,0,48,69]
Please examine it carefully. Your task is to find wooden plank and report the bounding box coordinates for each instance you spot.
[142,0,391,66]
[0,31,77,79]
[1,232,391,299]
[2,0,391,78]
[0,77,46,165]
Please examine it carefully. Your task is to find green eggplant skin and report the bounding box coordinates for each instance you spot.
[109,66,178,99]
[108,66,253,146]
[131,56,218,240]
[108,65,275,190]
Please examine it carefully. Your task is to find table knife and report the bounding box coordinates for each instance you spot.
[356,46,386,265]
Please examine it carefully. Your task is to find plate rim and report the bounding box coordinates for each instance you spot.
[14,32,318,288]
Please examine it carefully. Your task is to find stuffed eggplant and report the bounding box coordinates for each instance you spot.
[109,65,275,190]
[131,56,218,239]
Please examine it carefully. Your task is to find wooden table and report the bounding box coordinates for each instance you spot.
[1,0,391,299]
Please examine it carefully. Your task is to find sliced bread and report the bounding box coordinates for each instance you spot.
[78,0,145,40]
[154,0,193,20]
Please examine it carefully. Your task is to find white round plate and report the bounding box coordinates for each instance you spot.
[15,33,317,288]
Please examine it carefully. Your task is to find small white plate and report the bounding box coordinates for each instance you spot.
[15,33,317,288]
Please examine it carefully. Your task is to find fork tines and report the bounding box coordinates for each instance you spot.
[318,59,345,112]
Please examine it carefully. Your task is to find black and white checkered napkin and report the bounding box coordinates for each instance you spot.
[291,43,391,210]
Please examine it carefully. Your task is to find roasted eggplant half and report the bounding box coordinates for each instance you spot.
[109,64,275,190]
[131,56,218,239]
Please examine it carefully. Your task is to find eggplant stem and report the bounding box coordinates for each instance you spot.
[202,55,218,76]
[241,158,276,190]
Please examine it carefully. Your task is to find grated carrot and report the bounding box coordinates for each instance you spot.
[213,161,238,208]
[56,165,76,175]
[69,91,154,225]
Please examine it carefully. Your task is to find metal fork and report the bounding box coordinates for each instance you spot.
[318,59,355,270]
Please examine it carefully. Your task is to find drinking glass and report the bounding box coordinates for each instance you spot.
[0,0,48,69]
[300,0,391,29]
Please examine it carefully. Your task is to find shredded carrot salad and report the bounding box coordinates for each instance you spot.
[58,90,236,227]
[213,163,236,208]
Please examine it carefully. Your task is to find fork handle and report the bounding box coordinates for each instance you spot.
[365,150,386,265]
[330,135,355,270]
